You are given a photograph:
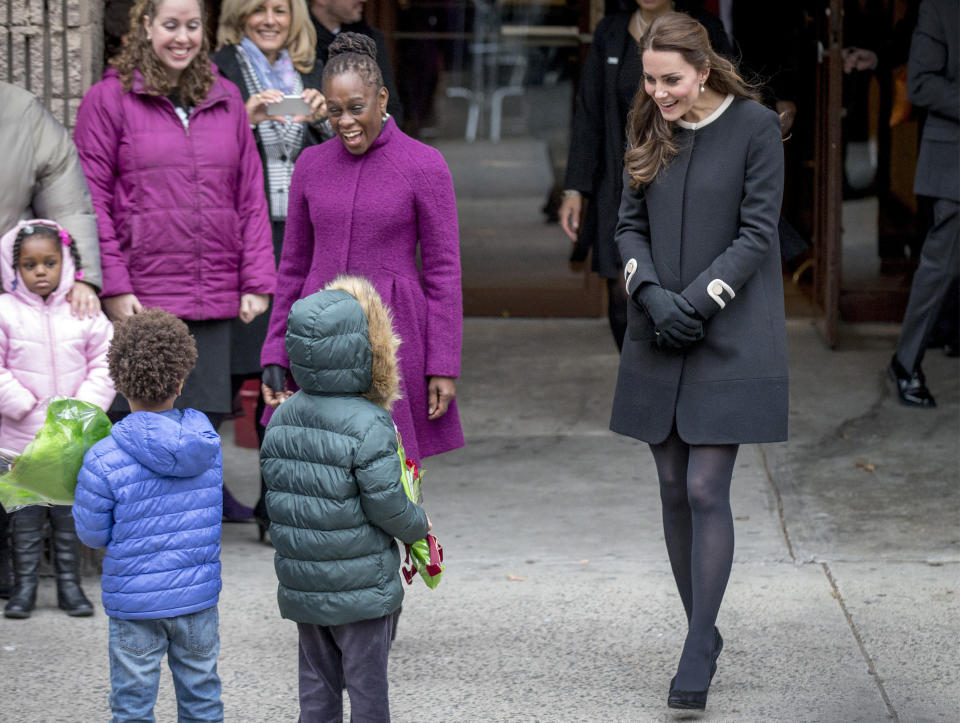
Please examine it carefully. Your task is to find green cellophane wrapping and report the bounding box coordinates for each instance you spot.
[398,433,443,589]
[0,398,112,511]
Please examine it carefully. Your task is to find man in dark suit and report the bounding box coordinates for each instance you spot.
[309,0,404,125]
[888,0,959,407]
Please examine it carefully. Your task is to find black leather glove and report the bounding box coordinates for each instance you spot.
[261,364,288,393]
[636,284,704,349]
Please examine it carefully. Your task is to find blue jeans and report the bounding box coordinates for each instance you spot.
[108,606,223,722]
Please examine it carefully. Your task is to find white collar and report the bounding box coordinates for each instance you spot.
[676,94,735,130]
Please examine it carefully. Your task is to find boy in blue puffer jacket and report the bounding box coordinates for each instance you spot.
[261,275,432,722]
[73,309,224,722]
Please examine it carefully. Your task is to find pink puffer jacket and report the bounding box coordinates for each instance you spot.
[73,68,275,319]
[0,219,115,454]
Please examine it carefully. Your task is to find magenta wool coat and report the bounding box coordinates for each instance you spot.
[261,119,464,462]
[73,68,274,319]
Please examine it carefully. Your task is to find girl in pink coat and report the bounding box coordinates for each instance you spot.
[0,219,115,619]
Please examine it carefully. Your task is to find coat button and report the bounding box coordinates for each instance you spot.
[709,280,724,296]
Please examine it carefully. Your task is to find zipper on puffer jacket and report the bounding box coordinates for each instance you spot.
[44,305,59,397]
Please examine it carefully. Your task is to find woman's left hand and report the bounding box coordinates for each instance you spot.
[427,376,456,420]
[293,88,327,124]
[66,280,102,319]
[239,293,270,323]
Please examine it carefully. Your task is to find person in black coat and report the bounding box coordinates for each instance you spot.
[308,0,404,126]
[213,0,331,531]
[611,13,787,711]
[559,0,731,350]
[888,0,959,406]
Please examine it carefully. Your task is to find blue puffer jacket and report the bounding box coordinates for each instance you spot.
[74,408,222,619]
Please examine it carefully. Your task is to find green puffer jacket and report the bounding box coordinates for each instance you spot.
[261,276,430,626]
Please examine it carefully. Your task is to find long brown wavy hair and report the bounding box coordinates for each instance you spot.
[111,0,215,107]
[624,12,759,187]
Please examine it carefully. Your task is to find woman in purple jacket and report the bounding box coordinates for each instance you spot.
[74,0,275,517]
[261,32,464,469]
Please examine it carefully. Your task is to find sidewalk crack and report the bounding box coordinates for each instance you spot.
[821,562,900,722]
[758,445,796,563]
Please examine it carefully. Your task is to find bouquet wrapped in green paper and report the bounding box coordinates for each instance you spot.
[398,434,444,589]
[0,398,112,512]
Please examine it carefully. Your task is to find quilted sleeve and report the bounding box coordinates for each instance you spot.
[354,416,429,544]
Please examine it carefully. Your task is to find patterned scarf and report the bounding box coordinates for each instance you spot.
[240,36,297,94]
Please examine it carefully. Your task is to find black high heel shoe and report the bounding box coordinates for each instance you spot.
[253,496,271,545]
[667,627,723,711]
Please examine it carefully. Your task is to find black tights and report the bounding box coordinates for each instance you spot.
[649,427,739,690]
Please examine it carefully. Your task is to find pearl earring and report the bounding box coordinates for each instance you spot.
[700,82,705,93]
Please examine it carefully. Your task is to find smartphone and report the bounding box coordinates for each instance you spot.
[265,94,311,117]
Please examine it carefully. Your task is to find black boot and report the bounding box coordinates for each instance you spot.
[49,506,93,617]
[0,506,13,599]
[4,506,45,618]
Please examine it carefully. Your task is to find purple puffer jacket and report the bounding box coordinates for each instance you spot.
[73,68,275,319]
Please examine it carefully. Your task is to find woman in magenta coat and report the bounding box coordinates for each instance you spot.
[74,0,275,519]
[261,32,463,466]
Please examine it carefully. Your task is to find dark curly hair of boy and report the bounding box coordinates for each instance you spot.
[108,309,198,404]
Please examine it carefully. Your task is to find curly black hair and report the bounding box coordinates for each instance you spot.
[13,224,82,276]
[108,309,198,404]
[322,32,384,89]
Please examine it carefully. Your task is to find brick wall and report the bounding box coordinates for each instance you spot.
[1,0,103,128]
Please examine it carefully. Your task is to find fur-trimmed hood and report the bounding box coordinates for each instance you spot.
[284,275,401,409]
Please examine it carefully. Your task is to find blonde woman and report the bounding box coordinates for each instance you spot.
[214,0,330,536]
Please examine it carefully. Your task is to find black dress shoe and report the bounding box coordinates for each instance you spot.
[668,628,723,711]
[888,355,936,408]
[668,676,708,710]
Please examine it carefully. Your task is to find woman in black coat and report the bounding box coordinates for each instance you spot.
[611,13,787,711]
[559,0,731,350]
[213,0,331,528]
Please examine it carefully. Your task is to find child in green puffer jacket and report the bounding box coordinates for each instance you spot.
[260,275,432,721]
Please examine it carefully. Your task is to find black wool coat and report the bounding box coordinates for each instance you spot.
[611,98,788,445]
[563,8,732,279]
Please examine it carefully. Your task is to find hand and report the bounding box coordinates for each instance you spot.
[239,293,270,323]
[66,280,102,319]
[102,293,143,321]
[261,382,292,408]
[261,364,290,410]
[776,100,797,138]
[295,88,327,124]
[426,514,432,532]
[636,285,703,349]
[427,376,456,421]
[245,89,287,125]
[558,192,583,242]
[842,47,878,74]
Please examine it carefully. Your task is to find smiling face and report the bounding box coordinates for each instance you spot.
[324,71,388,155]
[144,0,204,85]
[17,234,62,299]
[642,49,707,122]
[244,0,291,63]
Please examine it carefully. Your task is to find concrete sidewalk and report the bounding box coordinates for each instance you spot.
[1,318,957,722]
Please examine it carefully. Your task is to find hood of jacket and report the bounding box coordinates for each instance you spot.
[286,275,401,409]
[1,218,76,306]
[112,408,221,477]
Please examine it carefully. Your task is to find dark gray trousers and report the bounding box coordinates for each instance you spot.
[896,198,960,371]
[297,614,394,723]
